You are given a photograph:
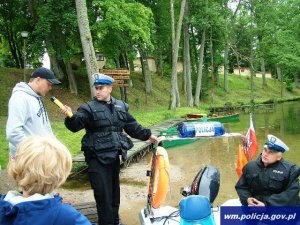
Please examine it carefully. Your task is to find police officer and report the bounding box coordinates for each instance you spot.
[235,134,300,206]
[61,73,157,225]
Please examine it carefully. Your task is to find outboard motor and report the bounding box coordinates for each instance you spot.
[179,165,220,225]
[180,165,220,204]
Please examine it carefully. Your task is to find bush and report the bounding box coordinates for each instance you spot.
[285,79,293,92]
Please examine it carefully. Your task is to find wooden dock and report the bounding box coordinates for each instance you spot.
[209,103,275,114]
[72,118,184,167]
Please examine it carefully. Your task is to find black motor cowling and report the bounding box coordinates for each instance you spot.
[181,165,220,204]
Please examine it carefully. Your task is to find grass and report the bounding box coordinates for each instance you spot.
[0,67,299,169]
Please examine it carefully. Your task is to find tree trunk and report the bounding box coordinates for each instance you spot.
[294,73,299,88]
[129,59,134,73]
[75,0,98,98]
[115,59,120,69]
[155,51,163,76]
[119,87,125,101]
[45,9,74,90]
[249,2,255,103]
[194,30,206,107]
[139,48,152,94]
[250,49,255,102]
[210,27,214,103]
[65,61,78,95]
[214,64,219,86]
[183,0,193,107]
[49,54,65,79]
[183,58,187,94]
[5,23,21,68]
[190,28,198,76]
[119,52,127,68]
[235,50,241,76]
[224,42,229,92]
[261,57,266,86]
[169,0,186,109]
[277,65,283,98]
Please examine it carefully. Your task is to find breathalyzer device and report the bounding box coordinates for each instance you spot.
[51,96,73,118]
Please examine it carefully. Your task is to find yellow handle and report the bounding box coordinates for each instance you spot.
[51,97,73,118]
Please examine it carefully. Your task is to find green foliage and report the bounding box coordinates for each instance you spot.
[93,0,155,61]
[0,39,15,68]
[285,78,294,92]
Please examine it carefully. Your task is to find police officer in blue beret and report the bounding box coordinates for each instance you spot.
[235,134,300,206]
[61,72,157,225]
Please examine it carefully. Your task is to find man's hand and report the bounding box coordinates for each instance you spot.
[247,197,265,206]
[149,135,158,144]
[59,105,73,118]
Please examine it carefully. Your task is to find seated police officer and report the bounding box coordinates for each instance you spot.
[60,73,157,225]
[235,134,300,206]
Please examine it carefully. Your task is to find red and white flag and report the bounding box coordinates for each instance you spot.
[245,113,259,160]
[236,113,259,178]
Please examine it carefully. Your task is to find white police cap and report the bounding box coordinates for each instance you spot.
[264,134,289,153]
[93,73,114,87]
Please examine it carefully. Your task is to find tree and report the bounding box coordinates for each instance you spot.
[183,0,193,107]
[170,0,186,110]
[0,1,27,68]
[31,0,80,94]
[191,0,208,107]
[93,0,154,94]
[223,0,241,92]
[75,0,98,97]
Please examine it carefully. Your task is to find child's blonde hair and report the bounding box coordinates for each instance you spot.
[8,135,72,195]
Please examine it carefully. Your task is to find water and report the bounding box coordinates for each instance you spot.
[164,101,300,207]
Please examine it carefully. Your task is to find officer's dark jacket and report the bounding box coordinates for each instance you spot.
[65,97,151,164]
[235,154,300,206]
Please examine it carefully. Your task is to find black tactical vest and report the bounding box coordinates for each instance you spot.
[80,97,133,154]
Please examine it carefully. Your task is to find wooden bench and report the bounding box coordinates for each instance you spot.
[73,201,98,224]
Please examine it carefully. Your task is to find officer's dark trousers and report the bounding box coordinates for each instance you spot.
[88,157,120,225]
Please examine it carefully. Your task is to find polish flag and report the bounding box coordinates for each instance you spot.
[236,113,259,178]
[245,114,259,160]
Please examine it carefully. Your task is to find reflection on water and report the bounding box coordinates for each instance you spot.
[164,101,300,207]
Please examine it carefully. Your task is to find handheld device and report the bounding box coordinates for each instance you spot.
[50,96,73,118]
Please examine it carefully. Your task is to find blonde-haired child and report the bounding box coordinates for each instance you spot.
[0,135,93,225]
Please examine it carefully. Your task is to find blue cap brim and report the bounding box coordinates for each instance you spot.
[265,141,286,153]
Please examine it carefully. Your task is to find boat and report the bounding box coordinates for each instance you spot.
[159,121,238,148]
[159,127,198,148]
[186,113,240,123]
[185,113,207,119]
